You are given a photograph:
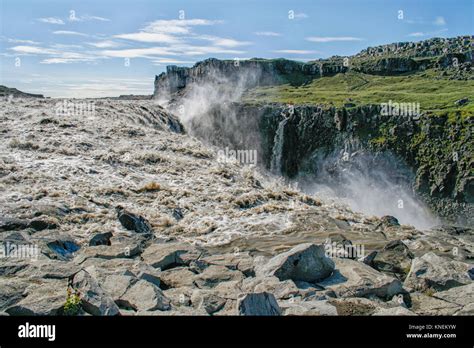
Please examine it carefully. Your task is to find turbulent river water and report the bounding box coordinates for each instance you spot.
[275,140,436,231]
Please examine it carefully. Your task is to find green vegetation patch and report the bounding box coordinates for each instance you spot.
[243,70,474,118]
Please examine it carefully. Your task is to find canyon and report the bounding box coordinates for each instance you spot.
[0,36,472,316]
[154,35,473,227]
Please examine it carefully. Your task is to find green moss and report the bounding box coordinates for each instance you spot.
[370,136,388,146]
[423,288,436,297]
[411,132,427,148]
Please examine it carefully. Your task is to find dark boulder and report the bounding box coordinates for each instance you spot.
[237,292,281,316]
[116,206,153,235]
[89,232,113,246]
[29,219,58,231]
[371,240,414,280]
[45,239,80,260]
[256,243,335,282]
[0,218,29,232]
[375,215,400,229]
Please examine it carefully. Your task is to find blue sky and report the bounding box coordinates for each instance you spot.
[0,0,472,97]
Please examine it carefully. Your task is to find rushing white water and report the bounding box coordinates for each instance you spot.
[298,147,439,230]
[270,117,288,175]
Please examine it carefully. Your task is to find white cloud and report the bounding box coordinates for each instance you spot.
[408,32,425,37]
[211,38,251,47]
[407,28,448,38]
[38,17,65,25]
[152,58,195,65]
[10,45,57,55]
[197,36,251,47]
[255,31,281,37]
[69,14,111,22]
[273,49,320,54]
[87,40,121,48]
[143,19,223,34]
[40,57,93,64]
[53,31,89,37]
[177,45,245,56]
[101,44,245,58]
[7,38,41,45]
[107,18,246,58]
[84,15,110,22]
[406,16,448,26]
[115,18,224,45]
[306,36,364,43]
[114,32,180,44]
[13,17,248,67]
[101,47,175,58]
[433,16,446,26]
[112,18,224,47]
[10,44,100,64]
[51,44,83,49]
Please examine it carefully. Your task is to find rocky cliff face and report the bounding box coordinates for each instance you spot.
[357,36,473,60]
[154,58,323,100]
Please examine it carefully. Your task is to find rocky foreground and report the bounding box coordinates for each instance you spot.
[0,98,473,316]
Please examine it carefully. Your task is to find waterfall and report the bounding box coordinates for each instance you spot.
[270,116,288,174]
[339,136,363,163]
[302,144,438,230]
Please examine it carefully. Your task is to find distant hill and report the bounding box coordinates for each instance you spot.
[0,85,44,99]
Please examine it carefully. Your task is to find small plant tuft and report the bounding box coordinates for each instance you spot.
[423,287,436,297]
[63,287,82,316]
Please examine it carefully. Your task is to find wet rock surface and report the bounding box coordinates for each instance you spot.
[72,270,120,316]
[256,243,335,282]
[237,292,281,316]
[119,279,171,312]
[404,252,473,291]
[370,240,414,280]
[5,279,68,316]
[317,258,405,300]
